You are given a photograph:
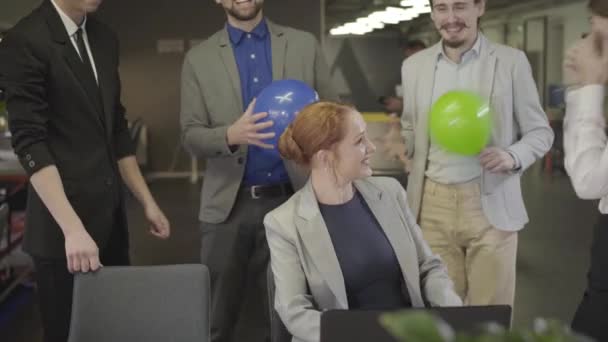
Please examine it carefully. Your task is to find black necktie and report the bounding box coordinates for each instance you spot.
[75,28,97,84]
[75,27,105,127]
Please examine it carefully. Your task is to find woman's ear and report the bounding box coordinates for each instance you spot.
[317,150,327,166]
[313,150,333,169]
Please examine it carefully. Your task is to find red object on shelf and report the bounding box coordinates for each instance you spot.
[0,175,27,186]
[10,211,25,236]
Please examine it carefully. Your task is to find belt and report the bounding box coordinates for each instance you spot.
[241,183,294,199]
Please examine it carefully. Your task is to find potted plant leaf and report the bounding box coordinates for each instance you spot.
[379,311,594,342]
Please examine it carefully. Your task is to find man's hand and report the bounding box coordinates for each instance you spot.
[564,31,608,86]
[382,96,403,114]
[65,228,101,273]
[227,99,275,149]
[479,147,516,173]
[145,202,170,239]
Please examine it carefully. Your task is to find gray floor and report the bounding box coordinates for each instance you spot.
[0,163,600,340]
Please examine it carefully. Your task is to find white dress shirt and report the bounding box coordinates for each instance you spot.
[564,84,608,213]
[50,0,99,83]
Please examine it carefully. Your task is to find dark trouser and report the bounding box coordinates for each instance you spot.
[201,190,291,342]
[572,214,608,341]
[33,224,130,342]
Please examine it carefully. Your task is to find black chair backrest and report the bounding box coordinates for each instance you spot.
[129,117,143,144]
[68,265,210,342]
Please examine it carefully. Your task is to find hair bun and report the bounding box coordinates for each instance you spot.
[278,125,306,165]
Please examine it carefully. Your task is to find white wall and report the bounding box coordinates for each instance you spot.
[506,1,588,51]
[542,2,588,50]
[498,1,587,107]
[495,1,588,86]
[483,25,506,44]
[546,18,565,95]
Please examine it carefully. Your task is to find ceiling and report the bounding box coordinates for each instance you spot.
[325,0,582,35]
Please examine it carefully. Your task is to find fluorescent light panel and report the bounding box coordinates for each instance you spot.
[330,1,431,36]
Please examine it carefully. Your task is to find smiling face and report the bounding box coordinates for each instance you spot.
[215,0,264,21]
[326,110,376,182]
[278,102,376,182]
[430,0,485,49]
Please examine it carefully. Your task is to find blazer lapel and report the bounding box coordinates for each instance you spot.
[418,43,441,153]
[268,21,286,80]
[477,35,497,100]
[355,180,425,307]
[477,35,498,144]
[62,45,102,110]
[45,2,105,132]
[218,29,244,113]
[87,20,114,137]
[296,181,348,308]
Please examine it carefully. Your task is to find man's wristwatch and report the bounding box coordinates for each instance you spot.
[507,151,521,171]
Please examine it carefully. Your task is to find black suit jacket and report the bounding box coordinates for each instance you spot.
[0,1,134,258]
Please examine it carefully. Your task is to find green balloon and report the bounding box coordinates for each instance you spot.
[429,90,492,155]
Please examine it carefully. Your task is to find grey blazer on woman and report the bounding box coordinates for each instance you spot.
[264,177,462,342]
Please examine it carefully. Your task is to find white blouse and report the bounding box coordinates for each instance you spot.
[564,85,608,214]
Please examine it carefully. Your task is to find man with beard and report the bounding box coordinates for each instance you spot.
[180,1,336,341]
[400,0,553,306]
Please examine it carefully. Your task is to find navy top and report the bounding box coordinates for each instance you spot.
[227,19,289,186]
[318,191,411,310]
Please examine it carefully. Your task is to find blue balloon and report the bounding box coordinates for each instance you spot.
[253,79,319,150]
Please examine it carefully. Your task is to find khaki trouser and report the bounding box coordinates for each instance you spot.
[419,178,518,306]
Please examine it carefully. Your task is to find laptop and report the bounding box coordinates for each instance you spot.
[320,305,512,342]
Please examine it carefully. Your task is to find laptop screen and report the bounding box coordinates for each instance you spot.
[320,306,512,342]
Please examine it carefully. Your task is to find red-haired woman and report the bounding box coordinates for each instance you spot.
[263,101,462,342]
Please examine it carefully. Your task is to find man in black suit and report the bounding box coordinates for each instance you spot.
[0,1,170,341]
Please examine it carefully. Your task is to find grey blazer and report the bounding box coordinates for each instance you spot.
[401,34,554,231]
[264,177,462,342]
[180,20,337,224]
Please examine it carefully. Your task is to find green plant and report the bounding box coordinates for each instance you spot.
[379,311,594,342]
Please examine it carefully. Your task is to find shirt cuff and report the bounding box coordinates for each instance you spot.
[506,150,522,171]
[17,142,56,177]
[114,129,136,159]
[576,85,605,123]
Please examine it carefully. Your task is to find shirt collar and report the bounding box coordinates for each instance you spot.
[50,0,87,37]
[437,32,483,61]
[226,18,268,45]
